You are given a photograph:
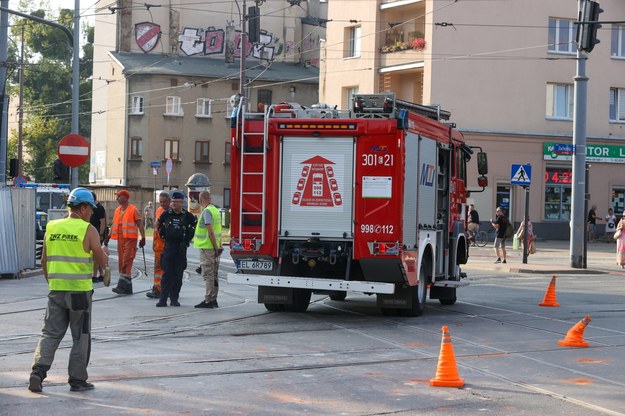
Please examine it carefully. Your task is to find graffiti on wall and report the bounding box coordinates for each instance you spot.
[177,26,281,61]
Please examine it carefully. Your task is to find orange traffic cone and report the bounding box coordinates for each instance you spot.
[558,315,592,347]
[539,275,560,307]
[430,325,464,388]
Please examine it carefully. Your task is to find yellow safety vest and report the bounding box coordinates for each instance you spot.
[193,204,221,249]
[45,217,93,291]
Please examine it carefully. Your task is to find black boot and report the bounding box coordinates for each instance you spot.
[112,276,133,295]
[146,286,160,298]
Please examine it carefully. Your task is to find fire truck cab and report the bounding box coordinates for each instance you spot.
[227,94,487,316]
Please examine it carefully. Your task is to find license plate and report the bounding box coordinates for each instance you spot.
[238,260,273,271]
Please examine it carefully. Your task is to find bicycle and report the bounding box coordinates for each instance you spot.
[473,230,489,247]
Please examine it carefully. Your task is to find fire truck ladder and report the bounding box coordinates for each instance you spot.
[236,100,270,246]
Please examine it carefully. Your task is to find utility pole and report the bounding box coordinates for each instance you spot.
[570,0,588,268]
[70,0,80,189]
[17,24,24,177]
[239,0,247,99]
[0,0,9,187]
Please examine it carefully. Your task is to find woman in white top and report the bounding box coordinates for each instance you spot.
[605,208,616,242]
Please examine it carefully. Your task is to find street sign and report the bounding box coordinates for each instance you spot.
[150,161,162,168]
[511,164,532,186]
[152,168,158,176]
[12,175,26,187]
[58,134,90,167]
[165,158,173,175]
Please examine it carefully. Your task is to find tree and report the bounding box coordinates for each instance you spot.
[7,1,93,182]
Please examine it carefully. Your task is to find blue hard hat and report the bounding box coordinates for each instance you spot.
[68,187,97,208]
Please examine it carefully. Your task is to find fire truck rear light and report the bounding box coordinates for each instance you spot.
[371,242,400,256]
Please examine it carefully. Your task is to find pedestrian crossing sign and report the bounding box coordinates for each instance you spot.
[510,164,531,186]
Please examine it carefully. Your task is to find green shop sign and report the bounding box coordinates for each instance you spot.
[544,142,625,163]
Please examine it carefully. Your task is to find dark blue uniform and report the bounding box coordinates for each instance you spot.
[157,208,196,305]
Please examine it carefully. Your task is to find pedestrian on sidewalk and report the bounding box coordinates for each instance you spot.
[615,216,625,268]
[156,191,196,307]
[467,204,480,247]
[515,217,535,255]
[29,188,109,393]
[587,204,601,243]
[109,190,145,294]
[147,192,171,299]
[605,208,616,242]
[144,201,154,229]
[194,191,223,309]
[491,207,508,264]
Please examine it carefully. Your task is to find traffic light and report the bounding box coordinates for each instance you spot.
[248,6,260,43]
[9,158,18,178]
[53,158,69,181]
[577,0,603,53]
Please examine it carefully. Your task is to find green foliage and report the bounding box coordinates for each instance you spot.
[6,0,93,183]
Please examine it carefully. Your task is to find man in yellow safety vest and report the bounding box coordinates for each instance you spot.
[193,191,222,308]
[29,188,109,393]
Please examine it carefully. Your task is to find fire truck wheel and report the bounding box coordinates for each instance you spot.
[403,264,427,317]
[438,292,457,305]
[264,303,285,312]
[284,289,312,313]
[329,291,347,301]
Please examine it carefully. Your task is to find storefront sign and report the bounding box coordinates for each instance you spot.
[544,142,625,163]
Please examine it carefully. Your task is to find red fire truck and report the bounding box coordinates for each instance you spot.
[227,94,488,316]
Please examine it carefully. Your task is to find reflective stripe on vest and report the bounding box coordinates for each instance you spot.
[193,204,221,249]
[110,205,139,240]
[45,217,93,291]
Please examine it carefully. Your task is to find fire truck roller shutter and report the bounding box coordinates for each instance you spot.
[280,136,354,239]
[403,132,418,245]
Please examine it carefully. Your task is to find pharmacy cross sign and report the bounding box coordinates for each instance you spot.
[510,164,532,186]
[58,134,90,167]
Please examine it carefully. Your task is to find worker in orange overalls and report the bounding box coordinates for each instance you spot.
[109,189,145,294]
[146,191,171,299]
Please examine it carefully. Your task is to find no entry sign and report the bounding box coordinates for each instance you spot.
[58,134,90,167]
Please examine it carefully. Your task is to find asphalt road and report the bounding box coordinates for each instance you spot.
[1,244,624,415]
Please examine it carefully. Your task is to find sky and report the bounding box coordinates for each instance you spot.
[6,0,97,23]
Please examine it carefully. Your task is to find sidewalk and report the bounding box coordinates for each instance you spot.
[464,238,623,274]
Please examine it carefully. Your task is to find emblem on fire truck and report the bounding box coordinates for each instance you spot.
[292,156,342,207]
[135,22,161,53]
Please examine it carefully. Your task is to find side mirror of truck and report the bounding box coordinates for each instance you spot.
[477,152,488,175]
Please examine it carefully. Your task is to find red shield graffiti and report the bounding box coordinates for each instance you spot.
[135,22,161,53]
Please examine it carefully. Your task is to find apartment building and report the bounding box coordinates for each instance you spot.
[322,0,625,238]
[89,0,327,207]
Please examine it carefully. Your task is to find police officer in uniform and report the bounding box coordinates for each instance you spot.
[29,188,109,393]
[156,191,196,307]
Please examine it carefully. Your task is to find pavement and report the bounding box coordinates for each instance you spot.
[464,237,622,275]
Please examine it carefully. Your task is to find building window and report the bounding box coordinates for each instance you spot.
[196,98,212,117]
[257,89,272,110]
[164,139,180,161]
[224,141,231,165]
[544,167,572,221]
[612,24,625,58]
[130,96,144,115]
[345,26,361,58]
[546,83,574,119]
[165,96,183,116]
[610,88,625,122]
[548,18,576,54]
[612,187,625,215]
[195,141,210,163]
[130,137,142,160]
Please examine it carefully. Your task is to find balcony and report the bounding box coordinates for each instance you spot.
[379,38,426,70]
